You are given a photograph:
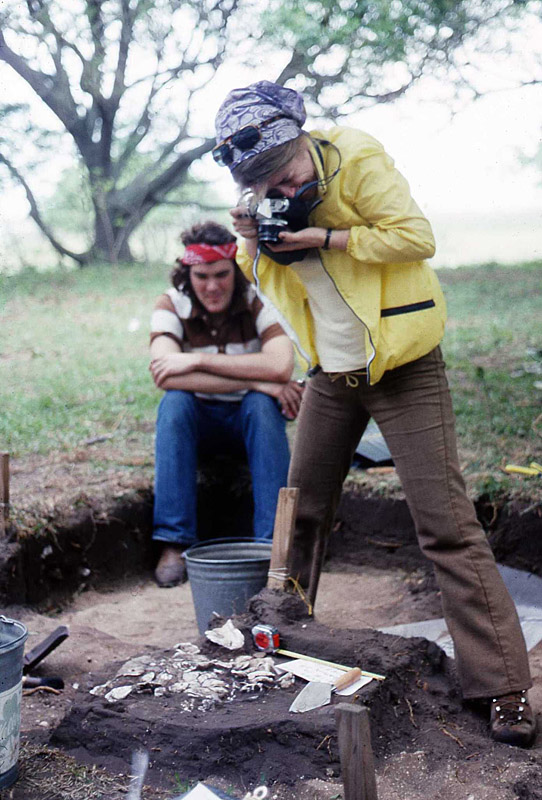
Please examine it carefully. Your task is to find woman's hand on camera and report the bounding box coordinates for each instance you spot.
[269,227,349,252]
[230,206,258,240]
[268,227,328,252]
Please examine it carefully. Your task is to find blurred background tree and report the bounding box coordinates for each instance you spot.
[0,0,537,266]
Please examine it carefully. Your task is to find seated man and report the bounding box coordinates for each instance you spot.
[150,220,304,587]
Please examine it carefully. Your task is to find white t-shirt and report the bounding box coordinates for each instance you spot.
[292,253,367,372]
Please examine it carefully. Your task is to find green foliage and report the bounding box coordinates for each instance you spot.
[262,0,530,113]
[0,0,239,264]
[267,0,469,60]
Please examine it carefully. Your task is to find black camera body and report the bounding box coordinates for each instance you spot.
[244,186,321,265]
[252,195,313,245]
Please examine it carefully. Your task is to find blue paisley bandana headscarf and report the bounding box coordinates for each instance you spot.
[215,81,306,171]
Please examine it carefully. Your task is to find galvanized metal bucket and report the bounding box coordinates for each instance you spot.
[185,539,272,634]
[0,615,28,789]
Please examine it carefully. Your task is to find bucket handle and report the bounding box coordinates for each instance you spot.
[0,615,17,626]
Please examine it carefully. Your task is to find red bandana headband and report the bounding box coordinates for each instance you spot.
[181,242,238,265]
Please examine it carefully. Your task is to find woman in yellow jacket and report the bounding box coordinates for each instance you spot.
[213,80,535,747]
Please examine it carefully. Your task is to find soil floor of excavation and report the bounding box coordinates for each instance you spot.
[4,555,542,800]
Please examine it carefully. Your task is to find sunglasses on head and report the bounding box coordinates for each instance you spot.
[212,114,286,166]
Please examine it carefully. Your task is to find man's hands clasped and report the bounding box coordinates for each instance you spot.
[150,351,305,420]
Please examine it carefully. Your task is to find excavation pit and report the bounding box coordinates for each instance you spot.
[3,488,542,798]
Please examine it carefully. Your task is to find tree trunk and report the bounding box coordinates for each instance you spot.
[91,202,133,263]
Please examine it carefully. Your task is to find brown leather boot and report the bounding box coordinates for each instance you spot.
[154,545,187,587]
[490,690,536,747]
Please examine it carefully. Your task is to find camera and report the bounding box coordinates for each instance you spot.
[243,193,303,244]
[241,184,322,265]
[251,197,291,244]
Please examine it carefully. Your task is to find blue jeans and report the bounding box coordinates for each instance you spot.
[153,390,290,547]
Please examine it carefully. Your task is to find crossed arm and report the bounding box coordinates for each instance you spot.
[149,334,304,419]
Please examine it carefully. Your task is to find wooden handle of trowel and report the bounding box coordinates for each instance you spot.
[334,667,362,692]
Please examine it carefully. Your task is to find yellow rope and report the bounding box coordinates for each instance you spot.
[286,576,314,616]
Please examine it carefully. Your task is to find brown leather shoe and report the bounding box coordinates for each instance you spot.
[490,690,536,747]
[154,546,187,587]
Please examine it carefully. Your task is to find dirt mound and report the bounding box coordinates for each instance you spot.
[49,590,533,793]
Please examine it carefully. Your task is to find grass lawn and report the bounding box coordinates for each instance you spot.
[1,262,164,456]
[439,262,542,498]
[1,260,541,510]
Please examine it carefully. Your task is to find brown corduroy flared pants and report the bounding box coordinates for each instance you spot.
[287,346,531,699]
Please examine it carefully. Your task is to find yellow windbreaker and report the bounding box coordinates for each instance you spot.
[236,126,447,385]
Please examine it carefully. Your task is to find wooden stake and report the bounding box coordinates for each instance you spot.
[267,487,299,590]
[335,703,378,800]
[0,453,9,537]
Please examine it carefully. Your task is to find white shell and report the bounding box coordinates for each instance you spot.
[155,671,174,685]
[116,655,155,677]
[89,683,110,697]
[173,642,201,655]
[105,685,133,703]
[89,642,288,711]
[182,671,201,684]
[170,681,188,693]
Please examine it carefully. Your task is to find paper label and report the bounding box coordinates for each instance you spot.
[0,681,22,774]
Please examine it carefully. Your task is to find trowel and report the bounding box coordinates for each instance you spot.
[289,667,362,713]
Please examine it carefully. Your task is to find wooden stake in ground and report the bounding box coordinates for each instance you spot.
[335,703,378,800]
[267,487,299,590]
[0,452,9,537]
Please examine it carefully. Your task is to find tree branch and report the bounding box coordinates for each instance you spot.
[113,139,215,215]
[151,138,214,192]
[0,152,87,264]
[155,200,229,210]
[110,0,134,106]
[115,69,212,180]
[274,50,308,85]
[86,0,106,67]
[0,29,93,157]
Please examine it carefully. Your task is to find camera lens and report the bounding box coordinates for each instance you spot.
[258,219,288,244]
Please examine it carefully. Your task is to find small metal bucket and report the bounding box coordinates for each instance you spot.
[185,539,272,634]
[0,616,28,789]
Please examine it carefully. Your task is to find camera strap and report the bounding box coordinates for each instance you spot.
[310,137,342,190]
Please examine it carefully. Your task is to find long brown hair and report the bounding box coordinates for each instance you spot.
[170,221,247,307]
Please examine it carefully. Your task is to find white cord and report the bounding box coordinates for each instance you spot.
[267,567,288,581]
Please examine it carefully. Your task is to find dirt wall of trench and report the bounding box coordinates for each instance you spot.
[1,476,541,608]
